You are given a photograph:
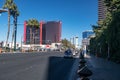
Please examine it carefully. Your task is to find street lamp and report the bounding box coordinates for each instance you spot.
[0,9,8,17]
[0,9,8,13]
[0,9,8,51]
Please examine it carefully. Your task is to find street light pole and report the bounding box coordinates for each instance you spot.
[0,9,8,13]
[21,36,23,52]
[0,9,8,51]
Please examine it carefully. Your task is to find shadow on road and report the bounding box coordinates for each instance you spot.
[46,56,76,80]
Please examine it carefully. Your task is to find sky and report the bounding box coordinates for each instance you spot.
[0,0,98,45]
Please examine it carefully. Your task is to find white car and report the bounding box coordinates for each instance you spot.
[73,51,76,56]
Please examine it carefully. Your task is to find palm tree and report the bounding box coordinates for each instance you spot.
[11,3,19,51]
[61,39,75,50]
[3,0,14,51]
[27,19,39,45]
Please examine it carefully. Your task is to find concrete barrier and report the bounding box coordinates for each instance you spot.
[68,58,79,80]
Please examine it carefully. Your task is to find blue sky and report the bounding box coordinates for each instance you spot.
[0,0,98,45]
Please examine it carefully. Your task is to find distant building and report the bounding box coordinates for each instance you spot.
[82,30,94,39]
[75,37,79,49]
[23,21,62,45]
[98,0,106,21]
[82,30,95,53]
[23,21,40,44]
[0,41,21,49]
[42,21,62,44]
[82,38,90,46]
[24,22,40,44]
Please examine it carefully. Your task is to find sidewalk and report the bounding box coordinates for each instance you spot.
[85,54,120,80]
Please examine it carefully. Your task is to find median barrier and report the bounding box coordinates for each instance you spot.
[77,52,93,80]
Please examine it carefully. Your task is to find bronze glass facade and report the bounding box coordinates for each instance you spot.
[24,21,62,45]
[24,21,40,44]
[42,21,61,44]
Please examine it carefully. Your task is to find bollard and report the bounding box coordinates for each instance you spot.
[79,59,86,69]
[80,77,89,80]
[80,52,84,59]
[77,66,92,80]
[79,64,86,69]
[78,51,93,80]
[79,59,86,64]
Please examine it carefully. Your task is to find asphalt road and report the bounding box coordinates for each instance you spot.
[0,52,78,80]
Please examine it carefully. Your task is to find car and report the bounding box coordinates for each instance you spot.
[64,49,73,58]
[73,51,76,56]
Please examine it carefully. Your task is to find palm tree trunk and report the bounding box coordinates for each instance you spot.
[14,16,17,51]
[10,21,15,52]
[11,16,16,52]
[5,10,10,52]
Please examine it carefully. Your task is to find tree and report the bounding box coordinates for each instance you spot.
[11,3,19,51]
[104,0,120,60]
[3,0,14,51]
[61,39,75,50]
[27,19,39,45]
[90,0,120,61]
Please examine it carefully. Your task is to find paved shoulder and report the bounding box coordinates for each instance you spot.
[85,54,120,80]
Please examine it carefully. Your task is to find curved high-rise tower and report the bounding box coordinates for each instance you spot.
[98,0,106,21]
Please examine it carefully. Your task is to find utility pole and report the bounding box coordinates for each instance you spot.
[21,36,22,52]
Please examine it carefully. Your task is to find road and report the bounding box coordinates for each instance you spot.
[0,52,78,80]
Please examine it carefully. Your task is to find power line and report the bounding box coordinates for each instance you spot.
[0,23,24,26]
